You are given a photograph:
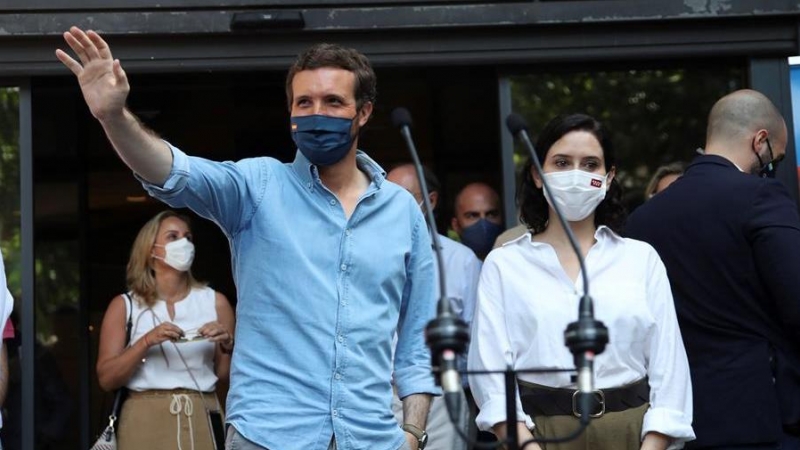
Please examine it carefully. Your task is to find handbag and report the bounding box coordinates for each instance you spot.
[90,293,133,450]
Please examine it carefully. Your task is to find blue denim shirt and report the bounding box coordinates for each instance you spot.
[139,144,438,450]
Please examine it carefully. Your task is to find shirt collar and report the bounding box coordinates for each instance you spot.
[291,150,386,190]
[515,224,622,248]
[691,154,742,172]
[594,225,623,244]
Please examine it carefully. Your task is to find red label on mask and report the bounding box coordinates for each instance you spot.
[590,179,602,188]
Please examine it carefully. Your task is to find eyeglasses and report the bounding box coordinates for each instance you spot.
[174,328,208,343]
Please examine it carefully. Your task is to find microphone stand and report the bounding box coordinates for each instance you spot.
[391,108,471,426]
[506,113,608,449]
[390,108,607,450]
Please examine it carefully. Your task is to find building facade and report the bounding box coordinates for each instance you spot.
[0,1,798,448]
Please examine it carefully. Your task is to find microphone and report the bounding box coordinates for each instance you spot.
[391,107,470,422]
[505,113,608,424]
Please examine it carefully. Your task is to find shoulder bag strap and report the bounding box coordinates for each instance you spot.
[109,293,134,420]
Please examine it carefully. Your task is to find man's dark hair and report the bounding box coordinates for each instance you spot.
[421,166,441,198]
[285,43,377,111]
[517,113,627,234]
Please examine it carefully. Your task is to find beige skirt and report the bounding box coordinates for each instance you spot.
[117,389,224,450]
[532,402,649,450]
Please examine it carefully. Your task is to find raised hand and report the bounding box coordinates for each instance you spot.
[55,27,129,122]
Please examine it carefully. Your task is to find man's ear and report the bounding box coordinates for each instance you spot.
[429,191,439,211]
[357,101,373,127]
[451,217,460,234]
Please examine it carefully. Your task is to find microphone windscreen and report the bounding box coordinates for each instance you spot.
[505,113,528,135]
[391,107,413,129]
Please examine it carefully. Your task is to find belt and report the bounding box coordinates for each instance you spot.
[518,378,649,418]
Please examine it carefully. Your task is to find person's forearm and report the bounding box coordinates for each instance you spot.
[96,337,150,392]
[401,393,432,429]
[640,431,671,450]
[492,421,539,450]
[99,107,173,185]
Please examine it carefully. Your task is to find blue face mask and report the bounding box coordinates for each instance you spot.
[291,114,356,166]
[460,218,504,259]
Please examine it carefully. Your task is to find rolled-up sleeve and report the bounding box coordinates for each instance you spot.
[394,214,440,399]
[135,141,268,237]
[642,248,695,448]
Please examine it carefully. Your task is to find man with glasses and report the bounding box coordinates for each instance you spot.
[627,89,800,449]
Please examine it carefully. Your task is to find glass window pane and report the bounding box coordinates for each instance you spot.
[30,84,81,450]
[510,66,745,208]
[0,86,21,448]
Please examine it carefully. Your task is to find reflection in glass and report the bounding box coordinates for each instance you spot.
[0,87,22,449]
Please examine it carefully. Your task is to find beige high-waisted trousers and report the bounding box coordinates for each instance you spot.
[117,389,223,450]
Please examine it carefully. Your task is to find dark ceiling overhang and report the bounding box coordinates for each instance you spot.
[0,0,798,76]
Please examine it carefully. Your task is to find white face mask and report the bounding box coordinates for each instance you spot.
[542,170,609,222]
[153,237,195,272]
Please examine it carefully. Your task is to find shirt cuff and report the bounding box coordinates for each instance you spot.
[134,140,191,199]
[474,397,534,432]
[641,406,696,449]
[394,367,441,399]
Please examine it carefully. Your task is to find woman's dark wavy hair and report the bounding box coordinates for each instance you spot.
[517,113,627,234]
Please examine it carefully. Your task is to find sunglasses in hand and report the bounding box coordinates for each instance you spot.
[174,328,209,343]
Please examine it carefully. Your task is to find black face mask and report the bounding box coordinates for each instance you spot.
[755,138,779,178]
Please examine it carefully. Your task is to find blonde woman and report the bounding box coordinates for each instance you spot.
[96,210,234,450]
[644,162,684,199]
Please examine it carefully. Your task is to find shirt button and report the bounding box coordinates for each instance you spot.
[345,229,352,236]
[330,199,336,205]
[334,372,342,380]
[332,409,338,417]
[337,335,344,343]
[340,264,347,271]
[307,182,312,188]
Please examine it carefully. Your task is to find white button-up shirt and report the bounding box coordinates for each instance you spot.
[468,226,694,448]
[436,235,481,385]
[436,234,481,327]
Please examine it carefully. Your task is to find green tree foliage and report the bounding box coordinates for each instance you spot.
[0,87,80,344]
[511,67,744,207]
[0,87,20,295]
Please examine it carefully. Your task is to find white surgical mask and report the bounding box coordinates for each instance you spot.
[153,237,195,272]
[542,170,608,222]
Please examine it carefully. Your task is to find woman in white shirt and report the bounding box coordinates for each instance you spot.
[96,210,235,450]
[467,114,694,450]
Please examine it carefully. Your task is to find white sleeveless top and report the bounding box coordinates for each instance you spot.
[125,286,219,392]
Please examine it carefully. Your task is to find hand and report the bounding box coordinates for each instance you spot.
[493,421,539,450]
[517,430,541,450]
[55,27,129,122]
[143,322,185,347]
[198,321,234,351]
[640,431,670,450]
[404,431,419,450]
